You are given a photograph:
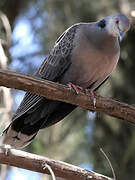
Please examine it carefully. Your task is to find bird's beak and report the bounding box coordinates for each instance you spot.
[119,29,124,41]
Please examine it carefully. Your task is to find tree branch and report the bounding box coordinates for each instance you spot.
[0,69,135,124]
[0,147,113,180]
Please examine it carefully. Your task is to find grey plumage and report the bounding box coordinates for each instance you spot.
[2,13,130,148]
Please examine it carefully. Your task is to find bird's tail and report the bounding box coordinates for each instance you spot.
[2,125,38,148]
[2,100,46,148]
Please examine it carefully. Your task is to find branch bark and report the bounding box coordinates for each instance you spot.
[0,69,135,124]
[0,69,134,179]
[0,147,113,180]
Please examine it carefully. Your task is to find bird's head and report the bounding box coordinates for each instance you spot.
[97,13,130,41]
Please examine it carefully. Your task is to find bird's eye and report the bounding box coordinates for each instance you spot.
[97,19,106,28]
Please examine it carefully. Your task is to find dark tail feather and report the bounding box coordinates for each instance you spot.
[2,125,38,148]
[2,105,46,148]
[2,101,76,148]
[2,115,44,148]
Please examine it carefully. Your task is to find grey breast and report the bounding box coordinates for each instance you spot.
[60,23,120,89]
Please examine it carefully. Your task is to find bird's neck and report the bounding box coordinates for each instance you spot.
[86,29,119,53]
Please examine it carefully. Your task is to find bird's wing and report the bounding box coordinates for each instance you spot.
[12,24,78,122]
[37,24,78,81]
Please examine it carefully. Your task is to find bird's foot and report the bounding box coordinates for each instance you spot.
[85,89,96,108]
[68,83,96,108]
[68,82,83,94]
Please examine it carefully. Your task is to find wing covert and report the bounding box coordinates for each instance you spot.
[11,24,78,122]
[37,24,78,81]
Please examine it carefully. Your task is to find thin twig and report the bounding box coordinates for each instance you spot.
[0,11,11,47]
[100,148,116,180]
[0,11,12,180]
[43,163,56,180]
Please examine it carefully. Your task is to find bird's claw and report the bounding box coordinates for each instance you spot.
[85,89,96,108]
[68,82,83,95]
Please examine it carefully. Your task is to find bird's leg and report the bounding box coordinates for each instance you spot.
[85,89,96,108]
[68,82,83,95]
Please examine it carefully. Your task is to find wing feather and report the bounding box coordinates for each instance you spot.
[12,24,78,122]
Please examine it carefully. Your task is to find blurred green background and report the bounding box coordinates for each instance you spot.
[0,0,135,179]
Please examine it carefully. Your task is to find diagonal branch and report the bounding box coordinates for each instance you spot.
[0,147,113,180]
[0,69,135,124]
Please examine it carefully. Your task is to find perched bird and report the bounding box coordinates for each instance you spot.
[2,13,130,148]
